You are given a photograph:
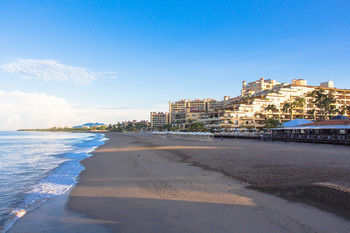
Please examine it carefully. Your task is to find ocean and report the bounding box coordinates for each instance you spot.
[0,131,107,232]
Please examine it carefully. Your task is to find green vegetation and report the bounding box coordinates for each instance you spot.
[264,117,281,129]
[282,102,295,120]
[19,125,109,132]
[186,122,208,132]
[19,121,150,133]
[307,109,317,121]
[336,105,350,115]
[309,89,337,120]
[265,104,278,112]
[107,121,149,132]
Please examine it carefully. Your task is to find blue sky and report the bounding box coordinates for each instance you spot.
[0,0,349,129]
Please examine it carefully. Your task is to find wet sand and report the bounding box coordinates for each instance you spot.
[65,133,349,233]
[8,192,111,233]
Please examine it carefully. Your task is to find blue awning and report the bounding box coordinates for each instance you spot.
[282,119,313,127]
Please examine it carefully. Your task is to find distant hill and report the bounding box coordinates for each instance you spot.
[73,123,106,128]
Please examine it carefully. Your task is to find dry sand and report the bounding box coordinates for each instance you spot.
[65,133,349,233]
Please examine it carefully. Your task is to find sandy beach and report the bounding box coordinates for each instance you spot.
[10,133,350,232]
[67,133,349,233]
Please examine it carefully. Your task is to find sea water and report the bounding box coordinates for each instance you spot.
[0,131,107,232]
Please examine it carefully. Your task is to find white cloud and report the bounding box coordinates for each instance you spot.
[0,90,166,130]
[1,59,116,84]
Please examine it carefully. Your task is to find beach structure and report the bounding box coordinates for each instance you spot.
[150,112,169,129]
[330,115,350,120]
[213,130,262,139]
[282,119,313,127]
[270,119,350,144]
[152,131,214,142]
[300,119,350,127]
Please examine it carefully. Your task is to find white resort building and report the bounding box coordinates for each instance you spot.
[151,78,350,131]
[200,78,350,130]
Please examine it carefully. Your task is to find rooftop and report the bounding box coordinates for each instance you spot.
[300,119,350,126]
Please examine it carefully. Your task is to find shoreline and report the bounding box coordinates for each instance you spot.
[66,133,349,232]
[8,190,111,233]
[5,132,108,233]
[8,132,349,232]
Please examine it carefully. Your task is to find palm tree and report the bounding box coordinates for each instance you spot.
[307,109,317,121]
[264,117,281,128]
[294,97,306,108]
[309,89,337,119]
[265,104,278,112]
[242,96,254,105]
[282,101,296,120]
[293,97,306,118]
[265,104,280,120]
[336,106,346,115]
[186,119,194,129]
[336,105,350,116]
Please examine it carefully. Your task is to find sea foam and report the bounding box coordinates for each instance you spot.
[0,132,107,233]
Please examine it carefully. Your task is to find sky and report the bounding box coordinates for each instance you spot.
[0,0,349,130]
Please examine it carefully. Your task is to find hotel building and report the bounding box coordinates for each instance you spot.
[150,112,169,129]
[169,98,223,124]
[150,77,349,131]
[200,79,350,130]
[241,78,281,97]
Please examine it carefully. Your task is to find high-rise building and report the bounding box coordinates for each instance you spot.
[150,112,169,129]
[150,77,349,131]
[200,79,350,130]
[241,78,281,97]
[169,98,223,123]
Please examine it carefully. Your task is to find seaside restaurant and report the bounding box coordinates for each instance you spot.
[271,125,350,144]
